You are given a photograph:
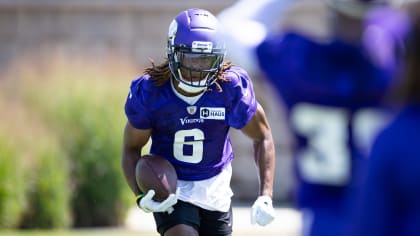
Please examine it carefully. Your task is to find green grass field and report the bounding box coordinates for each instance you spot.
[0,229,155,236]
[0,229,289,236]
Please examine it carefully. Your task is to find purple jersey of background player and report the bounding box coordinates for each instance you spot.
[256,28,400,108]
[255,4,409,206]
[256,31,395,200]
[254,8,407,235]
[351,105,420,236]
[125,66,257,181]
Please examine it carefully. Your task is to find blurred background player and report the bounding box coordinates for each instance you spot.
[122,8,276,236]
[218,0,407,235]
[350,1,420,235]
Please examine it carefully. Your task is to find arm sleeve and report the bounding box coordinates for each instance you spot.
[226,67,258,129]
[124,78,152,129]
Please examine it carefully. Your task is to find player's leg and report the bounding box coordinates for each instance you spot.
[153,200,200,236]
[164,224,198,236]
[198,205,233,236]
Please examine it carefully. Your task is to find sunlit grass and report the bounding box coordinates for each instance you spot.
[0,229,284,236]
[0,229,156,236]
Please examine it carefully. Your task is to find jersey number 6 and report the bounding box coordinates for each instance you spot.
[173,128,204,163]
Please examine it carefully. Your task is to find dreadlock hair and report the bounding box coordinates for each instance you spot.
[397,3,420,104]
[143,58,232,92]
[403,4,420,103]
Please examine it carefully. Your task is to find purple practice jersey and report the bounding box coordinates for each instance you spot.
[351,105,420,236]
[256,31,397,235]
[125,66,257,181]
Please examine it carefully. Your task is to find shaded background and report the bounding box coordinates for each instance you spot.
[0,0,295,229]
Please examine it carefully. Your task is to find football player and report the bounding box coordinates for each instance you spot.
[218,0,407,235]
[121,8,276,236]
[350,2,420,235]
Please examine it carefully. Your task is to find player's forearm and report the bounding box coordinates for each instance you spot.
[254,137,275,199]
[122,148,142,196]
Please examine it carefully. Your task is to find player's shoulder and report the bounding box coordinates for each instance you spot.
[372,106,420,156]
[259,32,317,51]
[130,74,168,97]
[382,106,420,138]
[215,65,256,110]
[129,74,155,93]
[128,74,170,106]
[220,65,252,88]
[257,32,320,67]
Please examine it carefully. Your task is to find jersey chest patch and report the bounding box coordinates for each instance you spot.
[200,107,225,120]
[186,106,197,115]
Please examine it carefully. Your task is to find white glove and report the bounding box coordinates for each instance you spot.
[251,195,276,226]
[138,188,179,214]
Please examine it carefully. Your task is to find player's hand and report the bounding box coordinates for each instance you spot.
[251,195,276,226]
[137,188,179,214]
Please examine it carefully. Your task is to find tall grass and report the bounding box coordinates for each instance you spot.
[0,53,141,229]
[0,134,26,228]
[0,85,66,228]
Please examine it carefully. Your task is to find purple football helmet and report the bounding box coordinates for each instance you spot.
[167,8,226,90]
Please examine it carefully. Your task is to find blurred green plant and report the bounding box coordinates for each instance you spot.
[19,143,71,229]
[0,97,71,229]
[0,135,26,229]
[0,54,139,229]
[20,59,135,227]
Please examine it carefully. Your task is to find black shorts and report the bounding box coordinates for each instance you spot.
[153,200,232,236]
